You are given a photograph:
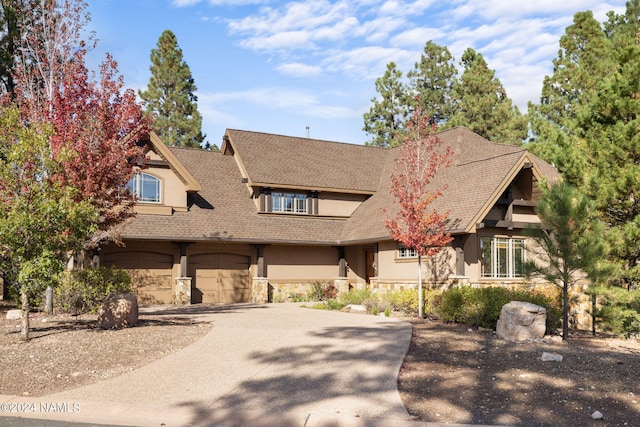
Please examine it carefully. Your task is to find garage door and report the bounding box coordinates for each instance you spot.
[103,251,174,304]
[189,253,250,303]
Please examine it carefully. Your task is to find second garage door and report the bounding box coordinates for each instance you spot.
[189,253,251,303]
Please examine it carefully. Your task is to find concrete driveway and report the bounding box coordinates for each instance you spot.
[37,302,416,426]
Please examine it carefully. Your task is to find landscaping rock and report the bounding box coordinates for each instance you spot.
[496,301,546,342]
[97,293,138,329]
[591,410,604,420]
[5,309,20,320]
[541,352,563,362]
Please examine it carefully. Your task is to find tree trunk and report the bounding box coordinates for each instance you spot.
[562,282,569,341]
[418,254,423,318]
[20,288,30,341]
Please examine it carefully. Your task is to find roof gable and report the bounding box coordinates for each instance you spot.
[224,129,388,194]
[147,132,201,192]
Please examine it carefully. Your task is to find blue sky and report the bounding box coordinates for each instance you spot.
[85,0,627,147]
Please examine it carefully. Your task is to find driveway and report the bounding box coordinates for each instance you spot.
[41,302,415,426]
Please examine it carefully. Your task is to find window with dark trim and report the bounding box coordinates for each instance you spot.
[271,191,308,213]
[480,237,525,278]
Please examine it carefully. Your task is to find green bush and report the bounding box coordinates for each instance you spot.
[592,286,640,338]
[56,267,132,314]
[337,288,373,305]
[386,288,439,317]
[435,286,561,332]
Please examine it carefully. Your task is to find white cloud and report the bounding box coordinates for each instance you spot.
[277,62,323,77]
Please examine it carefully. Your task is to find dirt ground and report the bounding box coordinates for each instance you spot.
[0,301,212,397]
[1,301,639,427]
[398,319,640,427]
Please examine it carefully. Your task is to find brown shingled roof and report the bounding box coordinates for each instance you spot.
[224,129,388,193]
[122,127,559,246]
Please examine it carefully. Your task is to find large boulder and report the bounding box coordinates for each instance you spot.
[97,293,139,329]
[496,301,546,342]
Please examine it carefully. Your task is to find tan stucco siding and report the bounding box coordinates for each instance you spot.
[376,240,456,282]
[318,192,367,216]
[265,245,339,280]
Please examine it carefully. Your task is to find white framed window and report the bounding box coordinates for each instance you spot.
[271,192,307,213]
[480,237,525,278]
[397,244,418,258]
[127,172,161,204]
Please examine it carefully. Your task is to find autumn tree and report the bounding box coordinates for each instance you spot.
[139,29,205,148]
[407,41,458,125]
[1,0,149,339]
[0,108,98,341]
[524,182,606,340]
[8,0,149,247]
[385,106,453,317]
[445,48,527,145]
[363,62,410,147]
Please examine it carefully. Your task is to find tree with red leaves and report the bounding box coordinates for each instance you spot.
[0,0,149,339]
[8,0,150,247]
[385,106,453,317]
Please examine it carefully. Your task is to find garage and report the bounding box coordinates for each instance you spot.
[103,251,174,304]
[189,253,251,303]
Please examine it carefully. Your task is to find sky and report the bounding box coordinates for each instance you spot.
[85,0,628,147]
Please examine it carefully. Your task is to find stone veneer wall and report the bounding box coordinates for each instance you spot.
[251,276,595,332]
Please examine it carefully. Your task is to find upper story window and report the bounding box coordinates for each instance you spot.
[127,172,161,204]
[480,237,525,278]
[271,192,307,214]
[397,244,418,259]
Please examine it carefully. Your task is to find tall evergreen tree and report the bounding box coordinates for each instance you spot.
[528,1,640,287]
[0,0,20,96]
[528,10,613,185]
[445,48,527,145]
[139,29,205,148]
[407,41,457,125]
[362,62,410,147]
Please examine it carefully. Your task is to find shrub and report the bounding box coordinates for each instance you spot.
[56,267,132,314]
[309,281,337,301]
[387,288,439,317]
[592,286,640,338]
[434,286,561,332]
[337,288,373,305]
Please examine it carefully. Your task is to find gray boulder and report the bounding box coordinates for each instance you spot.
[97,293,138,329]
[496,301,546,342]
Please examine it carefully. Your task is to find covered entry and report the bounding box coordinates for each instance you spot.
[103,251,174,304]
[188,253,251,303]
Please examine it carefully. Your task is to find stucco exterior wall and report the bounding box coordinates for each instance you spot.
[264,245,339,281]
[318,192,368,216]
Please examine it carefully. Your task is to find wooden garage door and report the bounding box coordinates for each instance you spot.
[103,251,174,304]
[189,253,250,303]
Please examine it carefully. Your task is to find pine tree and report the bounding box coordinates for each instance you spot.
[445,48,527,145]
[525,182,606,340]
[139,29,205,148]
[528,1,640,287]
[362,62,410,147]
[407,41,457,125]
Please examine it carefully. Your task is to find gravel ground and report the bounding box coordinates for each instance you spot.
[0,301,211,397]
[398,319,640,427]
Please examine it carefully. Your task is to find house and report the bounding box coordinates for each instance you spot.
[99,127,560,304]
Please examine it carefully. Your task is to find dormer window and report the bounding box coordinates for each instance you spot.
[271,191,307,214]
[127,172,161,204]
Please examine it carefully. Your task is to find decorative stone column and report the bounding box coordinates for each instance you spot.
[252,277,269,304]
[333,278,350,295]
[174,277,192,305]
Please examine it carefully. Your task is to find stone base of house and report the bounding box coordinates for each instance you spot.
[250,276,595,333]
